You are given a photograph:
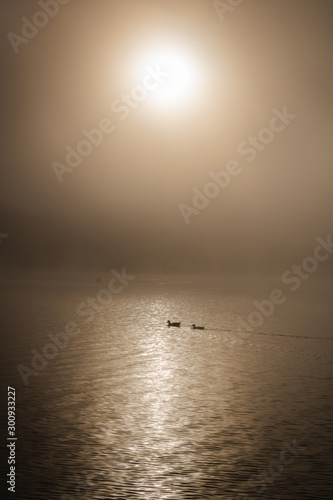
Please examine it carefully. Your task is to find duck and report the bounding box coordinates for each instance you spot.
[167,320,181,327]
[192,324,204,330]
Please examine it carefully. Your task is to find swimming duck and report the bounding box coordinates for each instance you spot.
[167,320,181,327]
[192,324,204,330]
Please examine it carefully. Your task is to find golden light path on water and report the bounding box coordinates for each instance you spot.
[85,294,240,498]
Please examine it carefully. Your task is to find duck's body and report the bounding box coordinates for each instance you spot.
[192,324,204,330]
[167,320,181,327]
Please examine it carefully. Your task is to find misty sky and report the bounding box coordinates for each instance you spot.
[1,0,332,274]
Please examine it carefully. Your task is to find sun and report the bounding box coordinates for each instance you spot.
[149,51,194,107]
[135,48,199,109]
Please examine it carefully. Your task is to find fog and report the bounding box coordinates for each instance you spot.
[1,0,332,276]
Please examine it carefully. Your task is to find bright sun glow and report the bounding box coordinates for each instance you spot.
[150,52,193,106]
[136,48,198,109]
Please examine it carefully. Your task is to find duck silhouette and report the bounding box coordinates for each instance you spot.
[192,324,204,330]
[167,320,181,327]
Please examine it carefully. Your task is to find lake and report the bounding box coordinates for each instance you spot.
[1,273,333,499]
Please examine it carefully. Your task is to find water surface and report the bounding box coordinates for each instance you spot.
[1,275,333,499]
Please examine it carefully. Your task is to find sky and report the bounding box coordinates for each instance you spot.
[1,0,332,275]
